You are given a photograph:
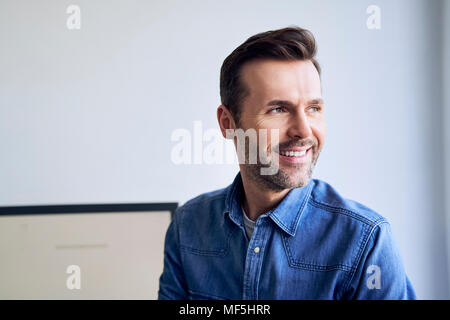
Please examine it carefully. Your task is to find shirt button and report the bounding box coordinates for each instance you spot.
[254,247,260,253]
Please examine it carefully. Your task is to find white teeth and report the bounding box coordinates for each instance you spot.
[280,150,307,157]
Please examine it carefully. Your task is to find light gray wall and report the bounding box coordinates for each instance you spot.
[443,0,450,300]
[0,0,448,299]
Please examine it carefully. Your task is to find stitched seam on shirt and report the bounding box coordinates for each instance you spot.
[253,223,271,299]
[290,181,314,231]
[342,221,388,295]
[282,233,354,272]
[179,194,234,256]
[180,227,235,256]
[174,206,190,297]
[339,223,371,299]
[309,198,384,226]
[270,214,291,235]
[188,289,229,300]
[270,182,314,235]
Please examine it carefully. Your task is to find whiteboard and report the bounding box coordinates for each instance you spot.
[0,205,174,299]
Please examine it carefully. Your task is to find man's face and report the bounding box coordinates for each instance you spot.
[237,59,326,190]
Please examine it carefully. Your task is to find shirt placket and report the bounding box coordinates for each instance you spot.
[242,218,269,300]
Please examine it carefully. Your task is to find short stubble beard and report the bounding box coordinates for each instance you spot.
[241,138,321,192]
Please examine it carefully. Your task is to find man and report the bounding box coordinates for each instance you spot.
[158,26,416,299]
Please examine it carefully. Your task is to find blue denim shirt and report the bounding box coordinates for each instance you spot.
[158,172,416,300]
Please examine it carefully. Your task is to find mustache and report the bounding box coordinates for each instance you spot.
[272,138,316,151]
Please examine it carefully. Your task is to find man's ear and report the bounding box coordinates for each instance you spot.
[217,105,237,139]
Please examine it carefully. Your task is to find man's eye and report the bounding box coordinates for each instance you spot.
[307,106,321,113]
[269,107,284,114]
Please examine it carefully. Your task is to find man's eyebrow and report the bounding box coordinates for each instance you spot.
[266,100,295,107]
[307,98,324,105]
[266,98,324,107]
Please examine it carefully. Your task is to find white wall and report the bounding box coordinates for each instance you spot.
[0,0,448,299]
[443,0,450,300]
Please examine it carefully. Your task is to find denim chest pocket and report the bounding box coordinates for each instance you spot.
[179,211,235,256]
[281,211,371,273]
[282,234,355,273]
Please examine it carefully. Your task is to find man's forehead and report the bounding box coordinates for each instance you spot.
[241,59,322,103]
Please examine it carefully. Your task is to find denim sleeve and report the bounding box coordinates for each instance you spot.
[158,207,188,300]
[344,221,417,300]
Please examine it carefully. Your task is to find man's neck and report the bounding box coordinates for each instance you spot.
[240,170,291,221]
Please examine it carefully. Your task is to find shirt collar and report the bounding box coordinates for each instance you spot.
[223,171,314,237]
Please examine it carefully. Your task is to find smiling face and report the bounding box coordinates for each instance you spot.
[237,59,326,190]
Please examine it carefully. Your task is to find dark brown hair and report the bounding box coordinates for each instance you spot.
[219,26,321,125]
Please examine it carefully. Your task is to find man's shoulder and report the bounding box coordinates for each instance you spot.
[173,186,232,253]
[182,187,227,208]
[175,186,228,220]
[309,179,388,227]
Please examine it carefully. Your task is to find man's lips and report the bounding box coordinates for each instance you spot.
[274,146,313,164]
[278,146,312,152]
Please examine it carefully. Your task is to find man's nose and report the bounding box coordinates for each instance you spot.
[287,110,312,139]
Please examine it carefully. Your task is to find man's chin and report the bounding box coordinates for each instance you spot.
[280,175,311,189]
[259,168,311,190]
[244,158,315,190]
[246,150,319,190]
